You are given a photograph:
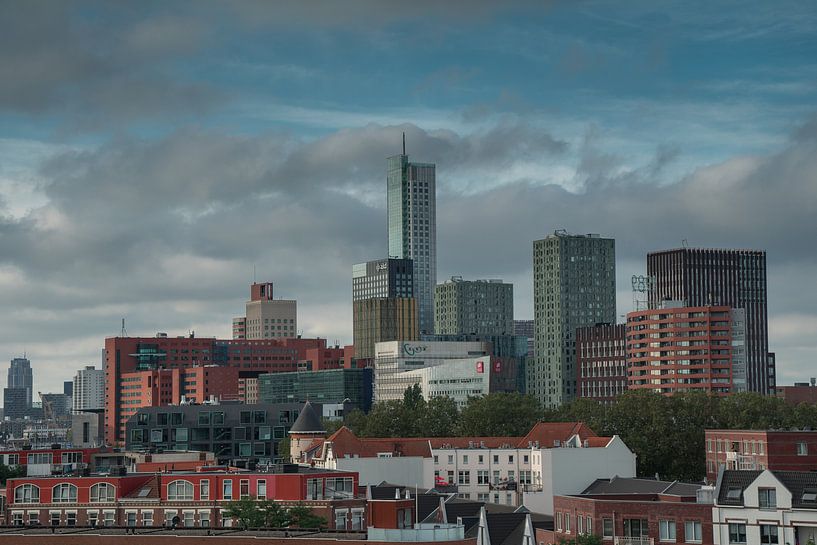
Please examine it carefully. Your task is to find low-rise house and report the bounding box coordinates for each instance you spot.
[713,469,817,545]
[552,477,715,545]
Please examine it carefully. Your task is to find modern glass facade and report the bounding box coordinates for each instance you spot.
[387,151,436,334]
[257,369,373,413]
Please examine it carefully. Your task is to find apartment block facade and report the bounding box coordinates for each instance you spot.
[434,277,514,336]
[576,323,627,403]
[647,248,773,394]
[704,429,817,482]
[532,232,616,407]
[626,304,746,395]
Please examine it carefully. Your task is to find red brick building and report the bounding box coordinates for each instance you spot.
[105,335,350,444]
[576,323,627,403]
[626,304,744,395]
[552,477,714,545]
[0,447,102,476]
[6,467,361,529]
[775,382,817,405]
[704,429,817,482]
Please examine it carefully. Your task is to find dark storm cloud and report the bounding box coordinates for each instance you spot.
[0,1,221,123]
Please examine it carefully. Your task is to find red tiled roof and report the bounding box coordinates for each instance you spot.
[515,421,598,448]
[321,427,432,459]
[313,422,608,459]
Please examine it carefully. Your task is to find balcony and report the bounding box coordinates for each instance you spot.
[615,537,654,545]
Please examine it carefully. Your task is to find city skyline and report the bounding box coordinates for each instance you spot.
[1,2,816,395]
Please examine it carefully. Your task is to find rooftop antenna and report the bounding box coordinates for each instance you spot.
[402,131,406,155]
[253,264,256,284]
[121,318,128,337]
[681,239,689,248]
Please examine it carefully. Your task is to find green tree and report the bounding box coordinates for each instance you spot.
[277,437,291,462]
[0,463,25,485]
[458,393,542,436]
[259,499,290,527]
[287,503,327,528]
[420,396,460,437]
[559,534,603,545]
[343,408,369,435]
[223,497,266,529]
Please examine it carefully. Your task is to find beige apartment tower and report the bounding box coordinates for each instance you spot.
[234,282,297,340]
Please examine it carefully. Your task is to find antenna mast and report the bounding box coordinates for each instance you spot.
[121,318,128,337]
[402,131,406,155]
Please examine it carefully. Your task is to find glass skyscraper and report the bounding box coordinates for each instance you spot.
[8,356,33,408]
[387,140,436,334]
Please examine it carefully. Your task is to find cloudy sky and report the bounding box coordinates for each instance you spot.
[1,1,816,396]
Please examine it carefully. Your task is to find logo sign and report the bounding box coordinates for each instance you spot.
[631,275,656,293]
[402,344,427,357]
[476,361,484,373]
[375,262,388,272]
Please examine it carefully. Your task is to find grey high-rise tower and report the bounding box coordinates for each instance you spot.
[8,356,33,408]
[531,231,616,408]
[387,135,437,334]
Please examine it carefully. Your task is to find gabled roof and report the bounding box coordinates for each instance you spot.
[289,401,325,434]
[516,421,599,448]
[716,470,763,506]
[718,470,817,509]
[321,426,432,459]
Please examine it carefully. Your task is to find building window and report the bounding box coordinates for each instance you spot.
[104,511,115,526]
[200,480,210,500]
[335,509,347,530]
[458,471,471,485]
[66,512,77,526]
[565,514,571,533]
[200,511,210,527]
[586,517,592,534]
[184,511,195,527]
[685,521,702,543]
[167,480,194,501]
[557,512,563,531]
[758,488,777,509]
[126,512,136,527]
[659,520,676,542]
[797,442,808,456]
[14,484,40,504]
[477,470,489,485]
[88,512,99,526]
[463,455,469,464]
[729,523,747,544]
[51,512,61,526]
[223,480,233,500]
[29,512,39,525]
[760,525,778,545]
[12,512,24,526]
[307,478,323,500]
[142,511,153,526]
[240,480,250,499]
[52,483,78,503]
[90,483,116,502]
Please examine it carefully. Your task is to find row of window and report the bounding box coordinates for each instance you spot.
[14,483,114,504]
[554,515,703,543]
[433,454,528,465]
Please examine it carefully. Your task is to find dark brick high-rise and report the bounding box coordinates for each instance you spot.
[647,248,773,394]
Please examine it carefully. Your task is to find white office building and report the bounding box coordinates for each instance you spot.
[72,365,104,413]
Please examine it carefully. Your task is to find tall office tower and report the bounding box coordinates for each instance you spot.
[3,387,29,419]
[647,248,773,393]
[7,357,33,409]
[532,231,616,408]
[434,277,514,336]
[387,136,437,334]
[352,258,417,362]
[72,365,105,412]
[238,282,297,340]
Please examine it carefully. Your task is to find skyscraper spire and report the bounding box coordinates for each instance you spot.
[402,131,406,155]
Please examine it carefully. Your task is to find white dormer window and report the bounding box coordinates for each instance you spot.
[758,488,777,509]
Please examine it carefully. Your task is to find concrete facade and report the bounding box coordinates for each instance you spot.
[72,366,104,413]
